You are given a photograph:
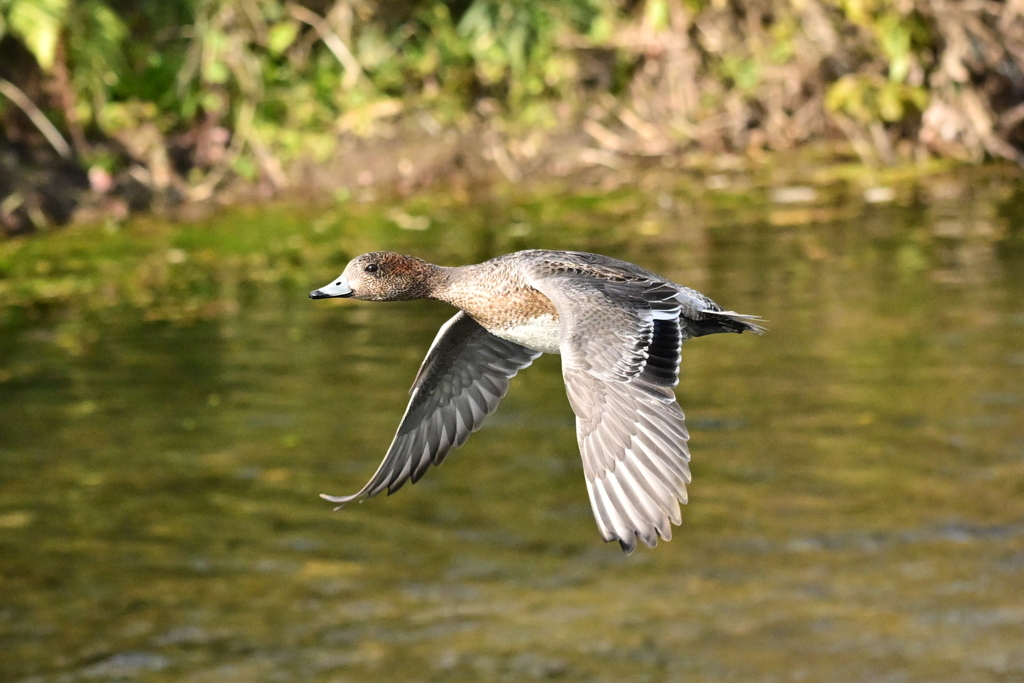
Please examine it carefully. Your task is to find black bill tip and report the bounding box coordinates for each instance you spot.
[309,289,352,299]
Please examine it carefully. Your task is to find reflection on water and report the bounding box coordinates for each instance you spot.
[2,172,1024,682]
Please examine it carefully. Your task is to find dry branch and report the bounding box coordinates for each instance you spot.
[0,78,73,160]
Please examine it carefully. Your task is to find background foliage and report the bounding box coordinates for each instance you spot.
[2,0,1024,228]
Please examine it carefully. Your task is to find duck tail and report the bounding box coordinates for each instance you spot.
[688,310,767,337]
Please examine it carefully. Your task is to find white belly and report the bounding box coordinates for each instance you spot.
[493,314,561,354]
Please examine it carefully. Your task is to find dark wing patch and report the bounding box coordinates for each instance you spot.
[640,316,682,386]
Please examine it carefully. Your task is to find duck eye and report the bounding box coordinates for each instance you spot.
[365,263,379,273]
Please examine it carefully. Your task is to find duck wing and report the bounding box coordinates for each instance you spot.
[321,311,540,507]
[525,255,697,553]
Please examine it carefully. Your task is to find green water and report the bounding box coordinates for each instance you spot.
[2,173,1024,682]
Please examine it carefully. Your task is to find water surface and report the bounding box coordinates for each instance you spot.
[2,173,1024,682]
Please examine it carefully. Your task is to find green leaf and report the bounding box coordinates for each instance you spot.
[645,0,669,31]
[203,59,230,85]
[908,85,929,110]
[65,1,127,115]
[7,0,70,71]
[588,15,613,43]
[879,16,911,82]
[200,90,225,113]
[877,82,904,122]
[267,21,299,57]
[231,155,257,181]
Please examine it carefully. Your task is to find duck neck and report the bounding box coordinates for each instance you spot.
[427,263,486,310]
[422,264,459,303]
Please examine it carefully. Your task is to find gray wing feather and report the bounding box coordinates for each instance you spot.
[321,311,540,507]
[525,254,697,553]
[567,370,691,553]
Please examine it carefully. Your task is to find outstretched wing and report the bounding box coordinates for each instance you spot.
[321,311,540,507]
[525,256,697,553]
[564,367,691,553]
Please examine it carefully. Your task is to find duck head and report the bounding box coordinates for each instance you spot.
[310,252,437,301]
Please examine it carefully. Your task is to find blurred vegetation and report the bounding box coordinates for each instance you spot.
[2,0,1024,232]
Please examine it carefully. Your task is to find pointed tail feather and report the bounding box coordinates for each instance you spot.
[686,310,767,337]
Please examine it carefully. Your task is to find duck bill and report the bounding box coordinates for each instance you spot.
[310,277,353,299]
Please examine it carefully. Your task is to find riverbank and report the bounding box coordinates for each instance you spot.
[4,0,1024,235]
[1,111,1003,237]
